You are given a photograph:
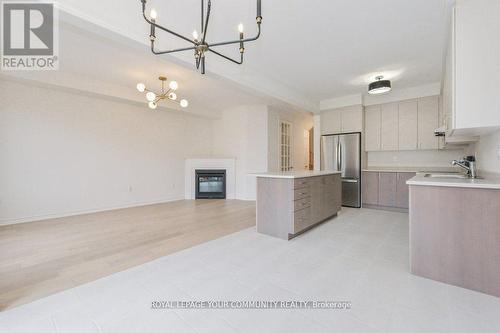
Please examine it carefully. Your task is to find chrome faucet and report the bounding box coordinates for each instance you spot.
[451,156,478,178]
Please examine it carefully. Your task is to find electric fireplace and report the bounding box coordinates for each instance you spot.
[195,170,226,199]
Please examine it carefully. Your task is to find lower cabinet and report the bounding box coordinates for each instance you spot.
[378,173,397,207]
[396,172,415,209]
[362,171,416,211]
[256,174,342,240]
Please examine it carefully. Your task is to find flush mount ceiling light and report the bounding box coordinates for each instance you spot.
[140,0,263,74]
[136,76,189,110]
[368,76,392,95]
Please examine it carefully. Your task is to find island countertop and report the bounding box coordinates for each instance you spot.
[251,170,342,179]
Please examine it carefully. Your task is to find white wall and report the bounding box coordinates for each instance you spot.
[211,105,269,200]
[267,107,313,173]
[367,149,465,168]
[0,80,314,223]
[0,80,212,225]
[475,129,500,173]
[211,105,313,200]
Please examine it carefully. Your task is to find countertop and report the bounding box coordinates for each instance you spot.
[407,172,500,189]
[251,170,342,179]
[363,166,458,173]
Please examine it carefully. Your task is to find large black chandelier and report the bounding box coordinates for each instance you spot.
[140,0,263,74]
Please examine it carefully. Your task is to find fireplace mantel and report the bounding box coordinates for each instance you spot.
[185,158,236,199]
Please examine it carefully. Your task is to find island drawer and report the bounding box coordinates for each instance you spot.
[294,178,311,189]
[294,197,311,211]
[294,187,311,200]
[292,207,311,233]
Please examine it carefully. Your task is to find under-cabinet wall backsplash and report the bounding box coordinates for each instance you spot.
[367,149,465,167]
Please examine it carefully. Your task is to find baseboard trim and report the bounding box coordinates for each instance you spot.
[0,196,185,226]
[362,204,408,213]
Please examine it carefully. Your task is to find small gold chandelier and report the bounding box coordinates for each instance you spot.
[136,76,189,110]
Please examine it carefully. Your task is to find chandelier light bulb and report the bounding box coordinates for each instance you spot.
[150,9,158,20]
[169,80,178,90]
[168,92,177,101]
[146,91,156,102]
[238,23,244,33]
[148,101,158,109]
[180,99,189,108]
[136,83,146,92]
[192,30,199,40]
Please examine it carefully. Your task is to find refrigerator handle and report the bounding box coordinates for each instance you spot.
[337,140,341,171]
[338,140,342,171]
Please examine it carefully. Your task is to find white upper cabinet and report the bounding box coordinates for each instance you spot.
[417,96,439,150]
[444,0,500,135]
[321,109,341,134]
[365,105,381,151]
[321,105,363,135]
[380,103,399,151]
[341,107,363,133]
[398,99,418,150]
[364,96,440,152]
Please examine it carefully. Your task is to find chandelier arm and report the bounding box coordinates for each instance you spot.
[209,24,261,48]
[201,0,212,43]
[151,42,197,55]
[208,49,243,65]
[141,12,196,46]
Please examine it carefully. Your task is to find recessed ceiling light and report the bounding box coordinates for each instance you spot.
[368,76,392,95]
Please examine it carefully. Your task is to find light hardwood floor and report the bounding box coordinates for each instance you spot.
[0,200,256,310]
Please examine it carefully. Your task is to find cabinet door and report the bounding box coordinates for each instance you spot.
[323,175,342,216]
[321,110,341,135]
[362,172,379,205]
[378,173,397,207]
[310,177,323,223]
[396,172,416,209]
[455,0,500,130]
[364,106,381,151]
[341,108,363,133]
[380,103,399,151]
[398,100,418,150]
[418,96,439,150]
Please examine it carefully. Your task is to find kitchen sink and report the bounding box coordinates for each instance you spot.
[424,173,469,179]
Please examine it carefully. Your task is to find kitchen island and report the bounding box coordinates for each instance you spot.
[407,172,500,297]
[252,171,342,240]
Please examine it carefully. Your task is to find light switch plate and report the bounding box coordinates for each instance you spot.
[497,146,500,159]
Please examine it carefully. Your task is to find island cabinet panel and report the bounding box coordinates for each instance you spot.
[409,185,500,297]
[309,176,324,223]
[256,173,341,240]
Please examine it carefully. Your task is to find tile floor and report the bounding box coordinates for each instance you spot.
[1,208,500,332]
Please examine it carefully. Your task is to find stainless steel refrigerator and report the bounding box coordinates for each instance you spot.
[321,133,361,208]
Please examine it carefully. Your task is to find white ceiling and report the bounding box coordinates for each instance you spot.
[13,0,452,113]
[2,21,276,118]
